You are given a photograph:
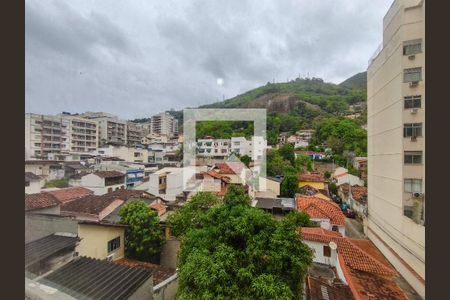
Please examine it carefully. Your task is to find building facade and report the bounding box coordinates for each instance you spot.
[367,0,425,297]
[79,112,127,146]
[25,113,98,160]
[150,112,178,138]
[25,113,70,160]
[127,122,145,147]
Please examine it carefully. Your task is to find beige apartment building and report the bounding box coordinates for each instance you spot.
[25,113,99,160]
[150,112,178,138]
[367,0,425,298]
[25,113,70,159]
[126,121,145,146]
[79,112,127,146]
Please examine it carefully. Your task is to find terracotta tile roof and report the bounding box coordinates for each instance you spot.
[351,186,368,204]
[347,268,408,300]
[348,239,393,271]
[214,162,244,175]
[297,196,345,225]
[202,171,231,183]
[93,170,125,178]
[301,227,343,238]
[25,193,61,211]
[340,183,350,193]
[299,228,395,276]
[61,189,153,217]
[114,258,176,285]
[149,202,167,216]
[47,187,94,203]
[61,195,122,216]
[299,172,325,182]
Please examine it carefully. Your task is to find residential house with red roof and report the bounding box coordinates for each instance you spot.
[47,187,94,203]
[25,193,61,215]
[297,195,346,236]
[298,172,326,190]
[300,227,408,300]
[339,183,368,218]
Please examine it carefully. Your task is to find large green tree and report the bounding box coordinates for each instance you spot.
[174,186,313,299]
[267,150,292,177]
[118,200,164,262]
[280,174,299,198]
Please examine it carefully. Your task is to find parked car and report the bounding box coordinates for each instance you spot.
[343,208,356,218]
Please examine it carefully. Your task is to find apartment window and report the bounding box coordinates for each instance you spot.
[107,237,120,253]
[323,245,331,257]
[403,39,422,55]
[404,95,421,109]
[404,179,422,193]
[403,123,422,137]
[403,67,422,82]
[404,151,423,164]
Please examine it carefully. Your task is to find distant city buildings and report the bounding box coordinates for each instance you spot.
[150,112,178,138]
[367,0,425,297]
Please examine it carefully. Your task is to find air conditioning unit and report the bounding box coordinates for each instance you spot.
[413,192,423,198]
[408,55,415,60]
[409,81,419,87]
[410,108,418,114]
[106,254,114,262]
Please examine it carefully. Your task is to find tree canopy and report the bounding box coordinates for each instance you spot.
[171,186,313,299]
[118,200,164,262]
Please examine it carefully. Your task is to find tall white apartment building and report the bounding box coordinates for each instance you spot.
[150,112,178,138]
[231,136,267,161]
[367,0,425,297]
[25,113,98,160]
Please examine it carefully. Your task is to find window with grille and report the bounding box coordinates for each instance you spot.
[404,95,422,109]
[403,67,422,82]
[404,179,422,193]
[107,236,120,253]
[403,123,422,137]
[403,39,422,55]
[404,151,423,164]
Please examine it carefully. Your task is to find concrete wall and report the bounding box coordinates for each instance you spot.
[26,180,42,194]
[259,177,280,196]
[128,276,153,300]
[76,223,125,261]
[160,239,180,269]
[25,213,78,243]
[153,274,178,300]
[303,240,338,267]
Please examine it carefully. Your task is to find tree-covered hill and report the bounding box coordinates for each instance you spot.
[339,71,367,89]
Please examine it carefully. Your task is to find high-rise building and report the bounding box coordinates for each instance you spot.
[25,113,70,160]
[367,0,425,298]
[25,113,98,160]
[150,112,178,138]
[79,112,127,146]
[126,122,145,146]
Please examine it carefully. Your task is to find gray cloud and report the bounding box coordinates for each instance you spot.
[25,0,392,119]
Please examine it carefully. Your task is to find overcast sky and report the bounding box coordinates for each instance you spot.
[26,0,392,119]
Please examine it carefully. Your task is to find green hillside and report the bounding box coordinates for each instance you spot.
[339,71,367,89]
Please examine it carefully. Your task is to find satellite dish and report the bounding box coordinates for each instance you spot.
[329,241,337,250]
